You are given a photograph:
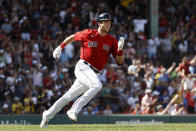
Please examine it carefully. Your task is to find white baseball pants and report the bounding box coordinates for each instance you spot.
[43,59,102,121]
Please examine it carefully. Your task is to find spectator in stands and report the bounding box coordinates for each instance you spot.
[141,89,153,114]
[2,103,9,114]
[147,35,160,59]
[103,105,113,115]
[1,18,12,35]
[12,97,24,114]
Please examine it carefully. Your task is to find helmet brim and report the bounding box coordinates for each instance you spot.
[97,19,113,22]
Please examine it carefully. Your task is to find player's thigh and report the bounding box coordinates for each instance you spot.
[75,61,101,88]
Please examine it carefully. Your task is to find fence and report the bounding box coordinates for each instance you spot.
[0,114,196,125]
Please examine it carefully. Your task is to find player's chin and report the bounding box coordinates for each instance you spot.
[105,28,110,32]
[102,27,110,33]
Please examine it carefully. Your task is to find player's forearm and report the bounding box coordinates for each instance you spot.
[115,49,124,65]
[116,54,124,65]
[116,37,124,65]
[60,34,75,48]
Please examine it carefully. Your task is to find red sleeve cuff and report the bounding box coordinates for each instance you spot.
[117,50,123,56]
[60,42,67,48]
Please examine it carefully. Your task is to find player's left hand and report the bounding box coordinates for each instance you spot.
[118,37,124,50]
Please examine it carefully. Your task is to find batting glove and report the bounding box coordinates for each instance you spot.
[118,37,124,50]
[53,46,62,59]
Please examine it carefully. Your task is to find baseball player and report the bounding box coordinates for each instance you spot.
[40,13,124,128]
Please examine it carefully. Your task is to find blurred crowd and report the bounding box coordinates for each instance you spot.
[0,0,196,115]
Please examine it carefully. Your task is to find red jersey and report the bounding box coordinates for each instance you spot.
[74,29,120,71]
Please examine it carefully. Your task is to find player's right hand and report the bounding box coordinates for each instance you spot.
[53,46,62,59]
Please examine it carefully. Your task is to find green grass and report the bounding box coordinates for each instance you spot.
[0,124,196,131]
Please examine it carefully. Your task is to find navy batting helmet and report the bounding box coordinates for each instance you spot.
[97,13,113,22]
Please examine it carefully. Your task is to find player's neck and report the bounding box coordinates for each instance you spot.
[98,28,107,37]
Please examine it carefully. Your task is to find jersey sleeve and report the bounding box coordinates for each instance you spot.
[110,39,118,58]
[74,29,90,42]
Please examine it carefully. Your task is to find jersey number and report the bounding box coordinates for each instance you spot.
[88,42,98,47]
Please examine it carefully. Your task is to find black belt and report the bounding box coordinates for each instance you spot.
[83,61,100,73]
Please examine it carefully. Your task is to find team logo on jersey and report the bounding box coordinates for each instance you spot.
[88,42,98,47]
[103,44,110,52]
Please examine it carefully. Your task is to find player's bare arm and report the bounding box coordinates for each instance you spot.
[53,34,75,59]
[116,54,124,65]
[115,37,124,65]
[60,34,75,48]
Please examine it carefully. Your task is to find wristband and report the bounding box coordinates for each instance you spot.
[117,50,123,56]
[60,42,67,48]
